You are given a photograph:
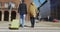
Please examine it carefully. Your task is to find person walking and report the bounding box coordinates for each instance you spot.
[28,2,38,28]
[18,0,27,27]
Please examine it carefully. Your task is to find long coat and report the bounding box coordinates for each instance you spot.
[28,3,37,17]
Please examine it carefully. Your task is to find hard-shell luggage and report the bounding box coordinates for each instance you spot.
[9,19,20,29]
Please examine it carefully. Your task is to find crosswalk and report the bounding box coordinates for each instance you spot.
[0,27,60,30]
[0,21,60,32]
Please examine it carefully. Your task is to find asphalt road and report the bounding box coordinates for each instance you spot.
[0,21,60,32]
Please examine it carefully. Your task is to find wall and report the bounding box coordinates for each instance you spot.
[40,0,51,18]
[50,0,60,19]
[0,0,32,21]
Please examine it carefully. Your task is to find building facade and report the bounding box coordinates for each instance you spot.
[0,0,32,21]
[50,0,60,19]
[39,0,60,19]
[40,0,51,18]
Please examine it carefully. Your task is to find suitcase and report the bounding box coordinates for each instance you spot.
[9,19,20,29]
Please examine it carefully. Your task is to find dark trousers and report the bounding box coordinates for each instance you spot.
[30,16,35,27]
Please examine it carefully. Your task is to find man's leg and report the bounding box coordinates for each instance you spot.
[22,14,25,27]
[20,15,23,27]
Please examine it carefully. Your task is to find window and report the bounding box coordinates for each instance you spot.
[4,2,9,8]
[11,3,15,8]
[40,0,47,4]
[0,2,2,8]
[10,2,15,8]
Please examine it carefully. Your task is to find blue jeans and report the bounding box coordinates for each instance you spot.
[20,14,25,27]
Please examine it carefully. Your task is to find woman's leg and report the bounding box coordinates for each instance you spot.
[30,17,35,27]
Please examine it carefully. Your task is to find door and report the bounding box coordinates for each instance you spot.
[11,11,16,21]
[4,11,9,21]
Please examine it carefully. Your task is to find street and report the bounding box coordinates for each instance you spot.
[0,21,60,32]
